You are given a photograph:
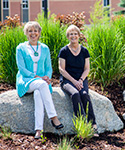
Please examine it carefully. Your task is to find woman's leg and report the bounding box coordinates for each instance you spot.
[79,79,96,125]
[61,79,85,117]
[27,79,58,131]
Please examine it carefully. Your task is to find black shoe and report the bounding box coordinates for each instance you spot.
[51,120,64,129]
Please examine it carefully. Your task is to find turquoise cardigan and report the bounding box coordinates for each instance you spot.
[16,41,52,97]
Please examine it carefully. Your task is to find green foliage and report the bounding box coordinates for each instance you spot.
[40,130,47,144]
[0,125,12,140]
[89,0,110,24]
[0,27,27,84]
[0,14,21,28]
[57,137,73,150]
[111,15,125,43]
[72,103,94,141]
[54,11,87,45]
[36,12,68,73]
[113,0,125,15]
[86,23,125,87]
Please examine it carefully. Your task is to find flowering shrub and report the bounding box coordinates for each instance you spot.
[0,14,21,29]
[54,11,87,45]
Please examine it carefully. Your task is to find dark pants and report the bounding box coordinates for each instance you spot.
[61,79,96,125]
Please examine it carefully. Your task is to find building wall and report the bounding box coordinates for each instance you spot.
[10,1,21,17]
[0,0,124,23]
[49,0,124,24]
[1,0,42,22]
[111,0,123,15]
[29,1,41,21]
[49,0,96,24]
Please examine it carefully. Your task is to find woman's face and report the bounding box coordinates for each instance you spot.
[27,26,40,44]
[68,30,79,44]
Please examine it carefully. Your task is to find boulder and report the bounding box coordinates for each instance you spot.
[123,90,125,101]
[0,87,123,135]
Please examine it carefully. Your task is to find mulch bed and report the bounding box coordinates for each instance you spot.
[0,75,125,150]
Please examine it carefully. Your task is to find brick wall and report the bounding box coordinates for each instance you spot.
[10,2,21,17]
[29,1,41,21]
[49,0,96,24]
[111,0,124,15]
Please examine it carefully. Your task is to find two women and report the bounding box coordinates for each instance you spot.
[58,25,99,136]
[16,21,63,139]
[16,22,98,138]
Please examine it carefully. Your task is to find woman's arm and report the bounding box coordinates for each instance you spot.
[16,47,35,78]
[79,58,90,82]
[59,58,83,90]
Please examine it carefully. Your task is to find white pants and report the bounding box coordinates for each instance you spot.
[27,79,57,131]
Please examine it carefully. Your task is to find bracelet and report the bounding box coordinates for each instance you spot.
[80,77,84,81]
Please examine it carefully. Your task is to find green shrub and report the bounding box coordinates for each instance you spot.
[0,125,12,140]
[0,27,27,84]
[111,15,125,45]
[36,12,68,73]
[86,23,125,87]
[72,104,94,142]
[57,138,73,150]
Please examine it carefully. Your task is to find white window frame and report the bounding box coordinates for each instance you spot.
[103,0,110,17]
[22,0,28,9]
[3,0,9,9]
[103,0,110,7]
[42,0,45,10]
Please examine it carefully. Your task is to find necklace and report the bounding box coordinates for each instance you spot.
[70,45,79,53]
[29,42,39,56]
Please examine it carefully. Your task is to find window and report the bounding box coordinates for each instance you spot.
[21,0,28,22]
[42,0,45,10]
[3,0,9,9]
[104,0,110,6]
[22,0,28,9]
[103,0,110,17]
[3,0,9,20]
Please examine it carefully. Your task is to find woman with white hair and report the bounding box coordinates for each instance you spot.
[16,21,63,139]
[58,24,98,136]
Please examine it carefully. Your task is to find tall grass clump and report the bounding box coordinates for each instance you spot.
[57,137,73,150]
[86,23,125,87]
[72,104,94,142]
[36,12,68,73]
[111,15,125,45]
[0,27,27,84]
[0,125,12,140]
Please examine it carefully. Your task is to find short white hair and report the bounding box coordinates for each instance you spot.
[23,21,42,39]
[66,24,81,37]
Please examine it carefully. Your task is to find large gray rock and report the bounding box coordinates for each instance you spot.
[0,88,123,134]
[123,90,125,101]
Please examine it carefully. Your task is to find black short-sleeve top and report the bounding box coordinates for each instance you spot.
[58,45,90,81]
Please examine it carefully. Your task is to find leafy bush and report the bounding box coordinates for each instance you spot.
[0,14,21,28]
[86,23,125,87]
[89,0,110,24]
[54,11,87,45]
[36,12,68,73]
[111,15,125,44]
[0,27,27,84]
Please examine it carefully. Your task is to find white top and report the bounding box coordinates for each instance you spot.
[27,44,41,74]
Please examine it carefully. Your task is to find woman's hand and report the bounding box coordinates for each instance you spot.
[42,76,51,85]
[34,75,51,85]
[73,79,83,91]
